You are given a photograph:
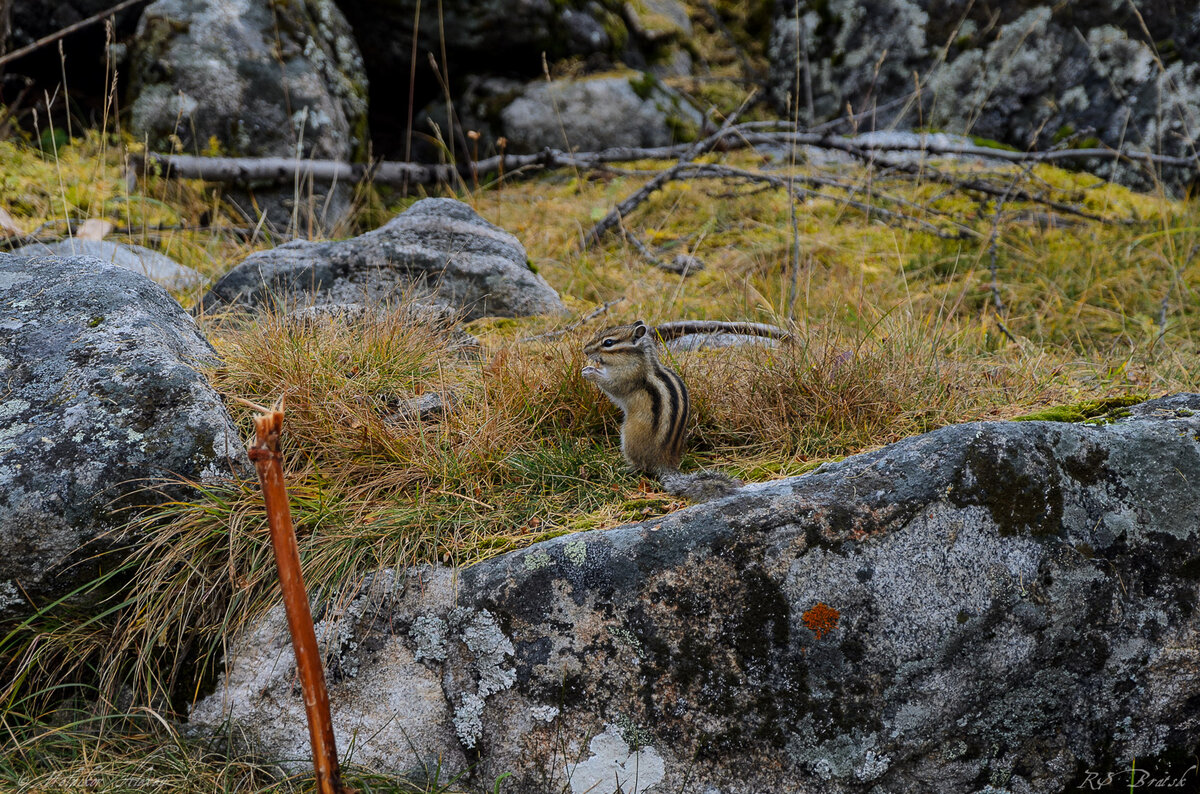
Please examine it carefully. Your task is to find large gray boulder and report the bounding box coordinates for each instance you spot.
[127,0,369,230]
[198,198,566,321]
[0,255,248,618]
[189,395,1200,793]
[769,1,1200,188]
[13,239,204,291]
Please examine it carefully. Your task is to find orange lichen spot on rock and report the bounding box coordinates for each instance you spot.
[802,602,840,640]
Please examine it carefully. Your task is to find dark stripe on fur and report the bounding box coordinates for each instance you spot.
[644,382,662,437]
[660,366,688,456]
[653,362,680,447]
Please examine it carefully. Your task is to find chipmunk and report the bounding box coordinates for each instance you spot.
[581,319,743,502]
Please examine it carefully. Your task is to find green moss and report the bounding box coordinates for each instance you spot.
[1052,124,1075,144]
[628,72,658,101]
[1012,394,1147,424]
[664,112,699,143]
[601,8,630,52]
[87,315,104,328]
[970,136,1019,152]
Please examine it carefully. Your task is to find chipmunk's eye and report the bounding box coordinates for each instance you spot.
[602,339,615,348]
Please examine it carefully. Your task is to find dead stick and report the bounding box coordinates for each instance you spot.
[246,403,345,794]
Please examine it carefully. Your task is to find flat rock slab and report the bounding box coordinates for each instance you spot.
[13,239,205,291]
[0,254,248,617]
[198,198,566,321]
[191,395,1200,793]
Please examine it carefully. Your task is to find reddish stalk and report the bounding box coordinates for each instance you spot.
[245,401,345,794]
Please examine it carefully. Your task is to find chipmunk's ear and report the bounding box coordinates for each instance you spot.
[632,320,648,340]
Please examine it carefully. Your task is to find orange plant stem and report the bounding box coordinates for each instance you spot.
[247,407,344,794]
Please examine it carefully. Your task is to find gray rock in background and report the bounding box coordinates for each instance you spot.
[127,0,369,231]
[0,255,248,618]
[198,198,566,321]
[13,239,205,291]
[500,74,705,154]
[188,394,1200,793]
[768,1,1200,189]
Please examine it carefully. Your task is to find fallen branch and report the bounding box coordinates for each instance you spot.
[138,127,1198,192]
[652,320,792,342]
[244,399,346,794]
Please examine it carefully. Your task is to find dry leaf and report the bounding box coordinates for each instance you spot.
[74,219,114,241]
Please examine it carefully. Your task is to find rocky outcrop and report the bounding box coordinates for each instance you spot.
[769,1,1200,188]
[127,0,369,230]
[189,394,1200,793]
[0,254,248,619]
[198,198,566,321]
[13,239,204,291]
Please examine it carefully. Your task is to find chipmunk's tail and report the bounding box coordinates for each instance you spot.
[657,468,743,502]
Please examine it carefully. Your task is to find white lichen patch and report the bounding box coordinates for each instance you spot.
[0,580,23,612]
[565,723,666,794]
[0,398,30,422]
[565,538,587,565]
[531,704,560,722]
[454,693,485,749]
[445,608,516,750]
[410,615,448,663]
[524,549,553,571]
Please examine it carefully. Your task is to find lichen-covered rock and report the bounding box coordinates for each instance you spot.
[127,0,369,229]
[188,394,1200,793]
[500,73,704,154]
[0,254,248,618]
[768,1,1200,188]
[13,239,205,291]
[198,198,566,321]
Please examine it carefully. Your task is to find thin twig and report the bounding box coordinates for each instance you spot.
[786,190,802,319]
